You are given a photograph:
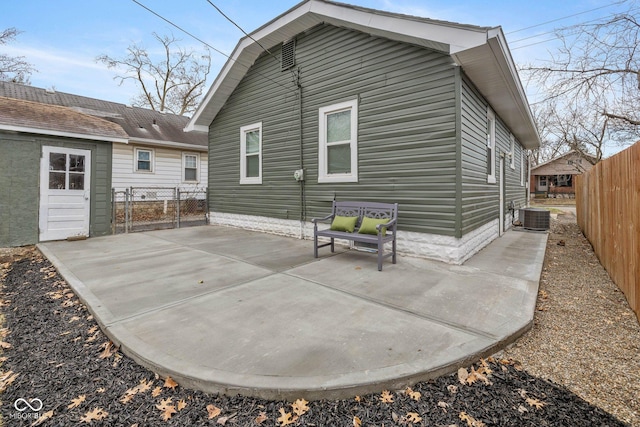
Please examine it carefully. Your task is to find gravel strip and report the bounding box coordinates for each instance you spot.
[504,212,640,426]
[0,222,635,426]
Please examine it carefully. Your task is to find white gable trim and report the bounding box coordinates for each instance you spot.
[186,0,540,149]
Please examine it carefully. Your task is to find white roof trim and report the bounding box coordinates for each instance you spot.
[126,137,208,152]
[186,0,540,149]
[0,124,128,143]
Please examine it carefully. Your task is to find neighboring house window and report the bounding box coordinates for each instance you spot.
[486,108,496,184]
[539,176,547,187]
[509,134,515,169]
[135,148,153,172]
[318,99,358,183]
[240,122,262,184]
[183,153,199,182]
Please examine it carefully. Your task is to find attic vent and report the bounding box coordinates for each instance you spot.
[281,39,296,70]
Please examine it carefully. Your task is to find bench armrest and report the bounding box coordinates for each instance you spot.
[312,214,335,224]
[378,218,397,232]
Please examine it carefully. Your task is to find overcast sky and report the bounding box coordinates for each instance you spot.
[1,0,631,109]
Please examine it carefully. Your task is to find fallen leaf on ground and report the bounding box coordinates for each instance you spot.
[460,411,486,427]
[207,404,221,419]
[255,412,268,424]
[526,397,546,409]
[292,398,309,416]
[458,367,469,384]
[354,395,362,402]
[177,399,187,411]
[68,395,86,409]
[0,370,19,392]
[31,410,54,426]
[277,408,296,426]
[406,412,422,423]
[405,387,421,401]
[353,415,362,426]
[164,376,178,389]
[80,407,108,423]
[447,384,458,394]
[152,386,162,397]
[0,341,11,349]
[99,341,117,359]
[438,401,449,412]
[380,390,394,403]
[96,387,105,393]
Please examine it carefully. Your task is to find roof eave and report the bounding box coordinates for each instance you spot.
[0,124,128,143]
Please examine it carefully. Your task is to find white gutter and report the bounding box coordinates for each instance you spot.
[127,137,208,152]
[0,124,128,143]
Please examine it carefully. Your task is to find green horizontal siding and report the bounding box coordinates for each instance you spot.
[209,24,459,235]
[0,133,112,247]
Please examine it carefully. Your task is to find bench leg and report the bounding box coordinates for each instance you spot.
[378,240,383,271]
[330,238,335,253]
[314,233,318,258]
[392,236,397,264]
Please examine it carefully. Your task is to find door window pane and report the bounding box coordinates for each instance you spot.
[327,144,351,174]
[49,172,66,189]
[49,153,66,171]
[69,173,84,190]
[69,155,85,172]
[327,110,351,143]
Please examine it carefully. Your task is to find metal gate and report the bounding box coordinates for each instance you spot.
[112,187,208,234]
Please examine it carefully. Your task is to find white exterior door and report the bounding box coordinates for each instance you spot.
[39,146,91,241]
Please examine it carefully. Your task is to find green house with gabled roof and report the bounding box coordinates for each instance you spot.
[186,0,540,264]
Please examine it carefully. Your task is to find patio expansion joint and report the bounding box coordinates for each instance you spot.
[282,271,501,342]
[103,270,280,328]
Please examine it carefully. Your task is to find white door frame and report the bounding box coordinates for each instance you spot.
[39,146,91,241]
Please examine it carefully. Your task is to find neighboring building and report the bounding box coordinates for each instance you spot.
[186,0,540,264]
[0,82,208,246]
[530,151,595,199]
[0,97,127,246]
[0,82,208,194]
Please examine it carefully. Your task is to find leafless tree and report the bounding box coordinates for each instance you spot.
[522,1,640,160]
[97,33,211,116]
[0,27,35,84]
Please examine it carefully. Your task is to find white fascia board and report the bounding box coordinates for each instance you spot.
[0,124,128,143]
[129,137,208,152]
[186,0,492,131]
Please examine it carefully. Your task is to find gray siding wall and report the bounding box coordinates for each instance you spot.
[0,133,112,247]
[460,75,527,236]
[210,24,459,235]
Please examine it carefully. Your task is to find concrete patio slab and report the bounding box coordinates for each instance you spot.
[39,224,547,400]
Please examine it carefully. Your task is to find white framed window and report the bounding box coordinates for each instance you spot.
[183,153,199,182]
[240,122,262,184]
[486,108,496,184]
[135,148,154,172]
[509,134,515,170]
[318,99,358,183]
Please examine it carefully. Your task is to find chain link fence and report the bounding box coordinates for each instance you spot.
[112,187,208,234]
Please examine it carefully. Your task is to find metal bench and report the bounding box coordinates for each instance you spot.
[312,201,398,271]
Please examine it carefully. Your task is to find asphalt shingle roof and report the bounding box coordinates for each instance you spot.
[0,81,207,147]
[0,96,128,141]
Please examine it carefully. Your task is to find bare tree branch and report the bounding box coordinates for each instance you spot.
[96,33,211,116]
[0,27,36,84]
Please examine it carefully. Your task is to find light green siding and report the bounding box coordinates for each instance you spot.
[0,133,112,247]
[210,24,459,235]
[459,75,527,236]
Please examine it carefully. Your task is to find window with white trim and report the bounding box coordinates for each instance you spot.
[183,153,199,182]
[240,122,262,184]
[486,108,496,184]
[509,134,515,169]
[135,148,153,172]
[318,99,358,183]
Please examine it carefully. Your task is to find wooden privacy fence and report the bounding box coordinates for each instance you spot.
[576,142,640,321]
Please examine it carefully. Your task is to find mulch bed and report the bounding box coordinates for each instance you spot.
[0,249,628,426]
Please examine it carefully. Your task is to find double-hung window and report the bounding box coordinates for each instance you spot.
[240,122,262,184]
[318,99,358,183]
[183,153,199,182]
[486,108,496,184]
[135,148,153,172]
